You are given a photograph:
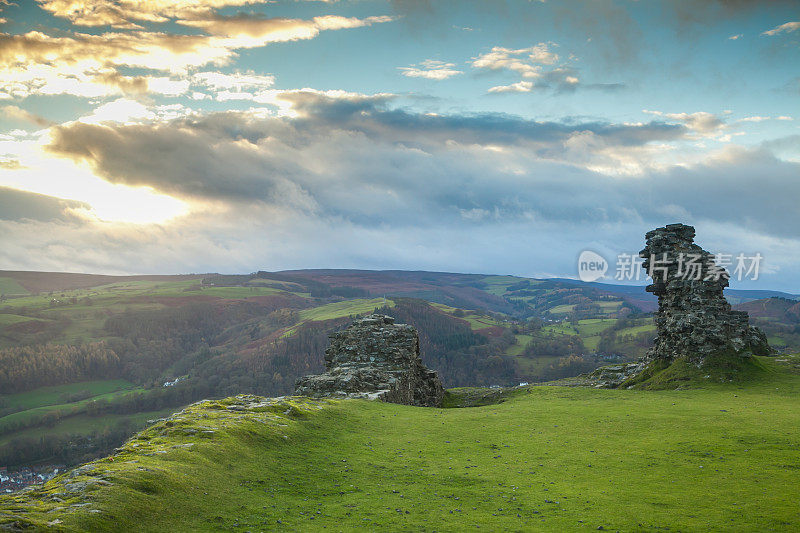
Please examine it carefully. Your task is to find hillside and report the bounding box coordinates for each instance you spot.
[734,298,800,352]
[2,269,796,474]
[2,355,799,531]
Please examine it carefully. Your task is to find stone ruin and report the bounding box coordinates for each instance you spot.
[294,314,444,407]
[640,223,771,365]
[588,223,771,387]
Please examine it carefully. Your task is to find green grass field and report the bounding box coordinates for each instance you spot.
[0,380,136,413]
[540,318,621,352]
[0,407,177,448]
[768,335,788,347]
[0,277,291,346]
[297,298,392,322]
[0,277,30,296]
[429,303,508,333]
[573,318,617,336]
[0,380,142,437]
[281,298,395,337]
[0,278,241,313]
[616,324,657,337]
[4,356,798,531]
[542,322,578,335]
[0,314,47,327]
[505,334,533,356]
[513,354,562,374]
[480,275,537,296]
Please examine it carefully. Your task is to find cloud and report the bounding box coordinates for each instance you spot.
[0,30,235,99]
[762,21,800,36]
[0,10,392,100]
[43,91,688,216]
[0,157,23,169]
[487,81,533,93]
[0,91,790,287]
[472,44,559,78]
[471,44,598,93]
[191,71,275,101]
[1,105,54,127]
[728,34,742,40]
[77,98,156,124]
[643,109,727,137]
[0,185,89,222]
[177,13,393,46]
[35,0,268,28]
[13,102,798,287]
[398,60,462,80]
[738,115,770,123]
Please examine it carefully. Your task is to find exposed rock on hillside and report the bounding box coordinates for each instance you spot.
[640,223,771,365]
[294,314,444,406]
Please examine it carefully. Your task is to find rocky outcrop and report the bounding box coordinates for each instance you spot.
[294,315,444,407]
[640,223,771,365]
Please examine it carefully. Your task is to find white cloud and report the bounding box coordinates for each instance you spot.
[398,60,462,80]
[472,43,559,79]
[487,81,533,93]
[738,116,771,123]
[472,43,587,93]
[1,105,53,127]
[643,109,727,138]
[78,99,156,124]
[728,34,742,40]
[193,71,276,91]
[762,21,800,36]
[146,77,192,96]
[36,0,272,28]
[0,11,392,100]
[178,13,393,47]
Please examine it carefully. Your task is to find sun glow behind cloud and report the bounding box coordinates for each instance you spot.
[0,135,188,224]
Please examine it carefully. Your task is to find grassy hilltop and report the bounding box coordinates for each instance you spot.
[2,355,799,532]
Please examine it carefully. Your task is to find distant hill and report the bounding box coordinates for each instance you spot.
[551,277,800,311]
[735,296,800,321]
[0,271,205,295]
[734,297,800,352]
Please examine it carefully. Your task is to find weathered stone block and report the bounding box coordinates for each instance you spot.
[294,314,444,407]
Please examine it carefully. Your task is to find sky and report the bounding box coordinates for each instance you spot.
[0,0,798,291]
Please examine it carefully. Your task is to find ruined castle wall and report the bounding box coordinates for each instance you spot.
[294,315,444,407]
[640,223,770,364]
